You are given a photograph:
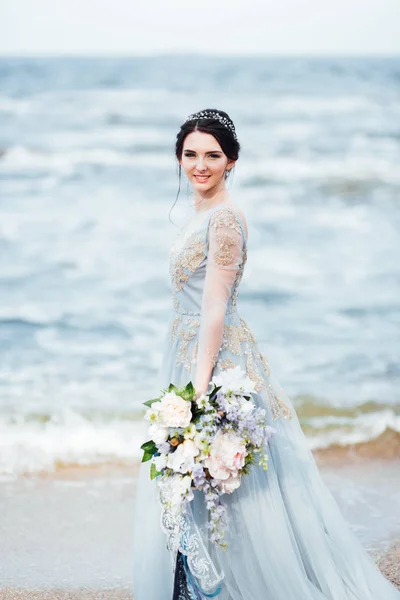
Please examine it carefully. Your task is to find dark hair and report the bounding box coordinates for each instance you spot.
[170,108,240,222]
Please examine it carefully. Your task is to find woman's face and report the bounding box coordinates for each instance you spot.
[179,130,235,194]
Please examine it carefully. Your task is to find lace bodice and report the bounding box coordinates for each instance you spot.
[169,204,247,394]
[169,205,247,317]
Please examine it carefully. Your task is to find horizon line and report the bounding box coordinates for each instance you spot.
[1,51,399,59]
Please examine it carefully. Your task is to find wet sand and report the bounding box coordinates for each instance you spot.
[0,456,399,598]
[376,541,400,590]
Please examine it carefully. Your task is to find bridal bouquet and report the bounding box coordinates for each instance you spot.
[141,366,276,548]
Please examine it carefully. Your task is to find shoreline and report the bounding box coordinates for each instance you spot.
[1,431,399,483]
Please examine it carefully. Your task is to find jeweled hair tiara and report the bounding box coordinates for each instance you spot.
[185,110,238,140]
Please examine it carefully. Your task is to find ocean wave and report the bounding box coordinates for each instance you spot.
[0,317,48,330]
[0,145,173,173]
[298,397,400,455]
[238,156,400,186]
[295,397,400,419]
[0,408,146,477]
[272,95,378,115]
[2,145,399,190]
[1,402,399,477]
[314,428,400,461]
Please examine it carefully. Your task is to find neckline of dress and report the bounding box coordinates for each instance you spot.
[194,202,236,215]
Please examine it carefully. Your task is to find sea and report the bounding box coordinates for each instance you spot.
[0,55,399,478]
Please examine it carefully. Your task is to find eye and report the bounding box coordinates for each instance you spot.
[209,153,221,159]
[184,152,195,157]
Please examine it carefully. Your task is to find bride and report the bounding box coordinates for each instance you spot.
[132,109,400,599]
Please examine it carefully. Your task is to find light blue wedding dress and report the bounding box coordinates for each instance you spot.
[133,203,400,600]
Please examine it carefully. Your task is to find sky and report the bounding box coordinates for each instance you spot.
[1,0,400,56]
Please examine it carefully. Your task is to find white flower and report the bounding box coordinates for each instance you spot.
[144,403,162,424]
[148,424,169,445]
[167,439,200,474]
[183,423,196,439]
[180,475,194,502]
[158,392,192,428]
[167,474,194,505]
[204,430,247,480]
[193,431,211,457]
[153,454,168,471]
[212,366,256,396]
[238,398,255,415]
[196,393,211,410]
[219,474,241,494]
[194,431,205,448]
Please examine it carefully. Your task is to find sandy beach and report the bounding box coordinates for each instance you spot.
[1,453,399,599]
[1,544,399,599]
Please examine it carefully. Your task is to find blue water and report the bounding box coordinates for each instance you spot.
[0,56,399,475]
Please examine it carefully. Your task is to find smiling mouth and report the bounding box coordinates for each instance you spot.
[194,175,211,181]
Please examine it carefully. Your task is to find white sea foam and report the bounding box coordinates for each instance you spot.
[305,409,400,450]
[0,409,146,476]
[1,145,173,172]
[274,95,377,115]
[0,406,398,476]
[237,155,400,185]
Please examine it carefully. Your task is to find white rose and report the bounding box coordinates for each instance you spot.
[148,424,169,445]
[159,392,192,428]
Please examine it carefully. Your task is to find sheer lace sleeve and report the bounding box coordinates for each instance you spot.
[194,207,245,394]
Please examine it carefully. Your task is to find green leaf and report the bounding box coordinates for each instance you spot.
[209,385,222,400]
[143,398,161,408]
[140,440,157,454]
[168,383,178,393]
[150,463,162,480]
[185,381,194,394]
[178,381,195,401]
[142,451,154,463]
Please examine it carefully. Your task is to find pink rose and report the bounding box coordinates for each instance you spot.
[219,474,241,494]
[204,431,247,481]
[159,392,192,428]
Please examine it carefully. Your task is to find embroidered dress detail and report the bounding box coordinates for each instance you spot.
[159,489,224,597]
[170,231,206,312]
[133,201,400,600]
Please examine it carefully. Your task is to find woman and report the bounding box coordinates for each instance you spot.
[132,109,400,599]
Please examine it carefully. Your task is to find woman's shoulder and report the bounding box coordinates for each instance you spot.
[208,203,248,241]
